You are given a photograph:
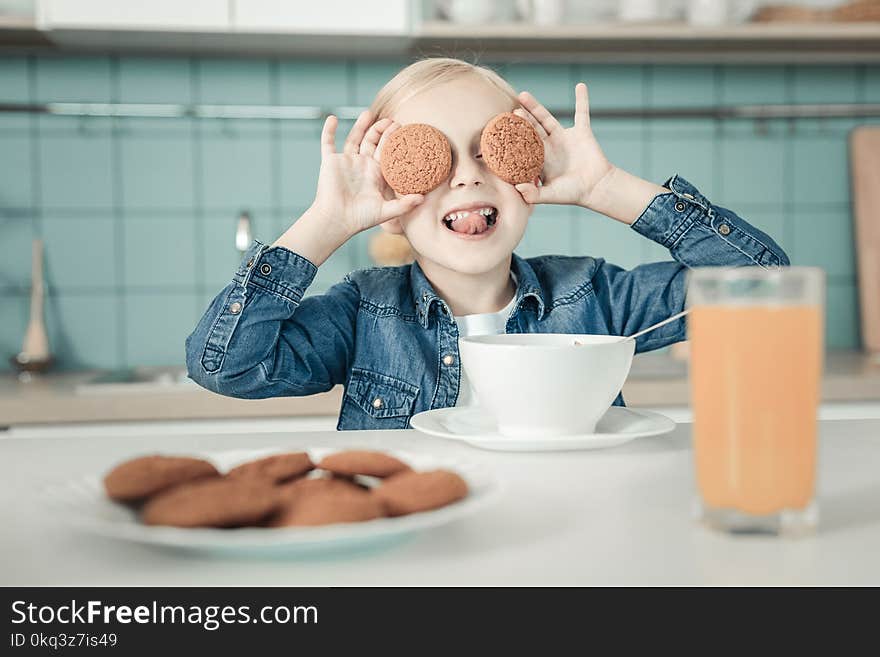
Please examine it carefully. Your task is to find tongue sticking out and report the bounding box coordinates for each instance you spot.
[450,211,489,235]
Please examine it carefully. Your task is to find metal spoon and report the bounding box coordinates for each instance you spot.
[623,309,691,342]
[574,309,690,346]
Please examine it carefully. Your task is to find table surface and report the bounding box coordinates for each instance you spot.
[2,419,879,586]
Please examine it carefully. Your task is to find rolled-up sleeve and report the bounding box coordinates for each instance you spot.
[631,174,789,269]
[593,175,790,353]
[185,240,358,399]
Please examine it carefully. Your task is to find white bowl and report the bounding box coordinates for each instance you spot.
[458,334,635,437]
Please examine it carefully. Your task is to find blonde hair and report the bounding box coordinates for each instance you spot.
[368,57,520,121]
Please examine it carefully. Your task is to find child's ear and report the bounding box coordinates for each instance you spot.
[379,218,405,235]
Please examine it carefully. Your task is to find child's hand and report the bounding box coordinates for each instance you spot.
[309,111,424,237]
[513,83,615,209]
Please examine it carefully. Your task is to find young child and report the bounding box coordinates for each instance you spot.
[185,58,789,430]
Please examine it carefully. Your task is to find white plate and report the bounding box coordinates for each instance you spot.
[39,447,500,557]
[410,406,675,451]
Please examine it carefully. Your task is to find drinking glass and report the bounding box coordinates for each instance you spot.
[687,267,825,536]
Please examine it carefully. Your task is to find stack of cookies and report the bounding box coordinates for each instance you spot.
[102,450,469,529]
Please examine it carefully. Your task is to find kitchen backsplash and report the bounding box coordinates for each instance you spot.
[0,55,872,370]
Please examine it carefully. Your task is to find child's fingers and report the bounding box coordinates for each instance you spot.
[378,194,424,221]
[343,110,374,156]
[360,118,393,158]
[320,115,338,158]
[515,182,540,204]
[515,181,564,205]
[513,107,549,140]
[518,91,562,136]
[373,121,400,162]
[574,83,591,130]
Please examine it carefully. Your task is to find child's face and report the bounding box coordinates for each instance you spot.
[386,75,533,275]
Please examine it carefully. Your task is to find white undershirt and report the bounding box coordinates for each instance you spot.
[453,275,518,407]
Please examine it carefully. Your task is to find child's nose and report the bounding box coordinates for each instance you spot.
[449,155,485,188]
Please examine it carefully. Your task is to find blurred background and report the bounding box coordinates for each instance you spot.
[1,0,878,424]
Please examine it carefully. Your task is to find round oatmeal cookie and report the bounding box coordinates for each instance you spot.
[380,123,452,195]
[103,455,220,503]
[141,478,280,528]
[480,112,544,185]
[317,450,411,479]
[269,486,384,527]
[226,452,313,484]
[373,469,468,516]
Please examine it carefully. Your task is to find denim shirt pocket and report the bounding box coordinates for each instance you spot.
[339,368,420,430]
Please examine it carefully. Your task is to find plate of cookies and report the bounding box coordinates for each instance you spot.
[40,448,500,556]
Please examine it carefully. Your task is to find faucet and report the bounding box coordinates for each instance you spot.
[235,210,252,253]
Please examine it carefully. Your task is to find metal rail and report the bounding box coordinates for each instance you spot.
[2,101,880,120]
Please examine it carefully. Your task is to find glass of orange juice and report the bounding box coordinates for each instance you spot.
[687,267,825,536]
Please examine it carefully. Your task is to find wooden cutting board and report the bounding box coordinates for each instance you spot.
[850,126,880,355]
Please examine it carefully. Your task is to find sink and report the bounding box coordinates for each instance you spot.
[76,368,197,395]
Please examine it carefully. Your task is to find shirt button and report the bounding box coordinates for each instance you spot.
[674,201,686,212]
[260,263,272,275]
[682,193,695,199]
[246,258,254,268]
[372,397,383,409]
[441,306,448,315]
[422,292,428,301]
[229,302,242,314]
[718,223,731,235]
[443,354,455,366]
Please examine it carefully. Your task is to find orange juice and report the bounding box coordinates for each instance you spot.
[689,305,823,516]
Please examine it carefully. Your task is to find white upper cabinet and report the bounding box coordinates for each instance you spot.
[232,0,410,35]
[37,0,230,31]
[36,0,410,34]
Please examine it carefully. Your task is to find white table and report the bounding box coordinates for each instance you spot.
[2,419,879,586]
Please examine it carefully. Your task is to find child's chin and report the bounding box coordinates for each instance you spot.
[441,253,509,275]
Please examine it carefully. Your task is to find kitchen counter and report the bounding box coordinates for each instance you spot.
[1,350,878,426]
[1,418,878,586]
[0,369,342,426]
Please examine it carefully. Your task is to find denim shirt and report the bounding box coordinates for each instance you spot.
[185,176,789,430]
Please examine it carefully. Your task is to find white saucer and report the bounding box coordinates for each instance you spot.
[409,406,676,452]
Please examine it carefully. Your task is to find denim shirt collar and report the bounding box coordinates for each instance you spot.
[409,254,546,329]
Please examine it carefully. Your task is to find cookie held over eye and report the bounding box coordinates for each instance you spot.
[103,455,221,503]
[141,478,280,528]
[380,123,452,195]
[480,112,544,185]
[373,469,469,517]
